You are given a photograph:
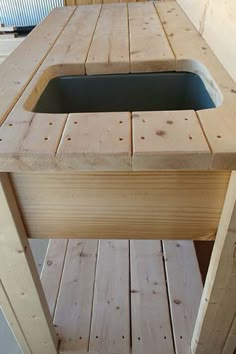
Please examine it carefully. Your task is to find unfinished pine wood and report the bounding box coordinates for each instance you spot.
[132,111,211,169]
[90,240,130,354]
[54,240,98,353]
[86,3,129,74]
[0,173,57,354]
[222,314,236,354]
[129,2,175,72]
[0,279,31,354]
[156,1,236,169]
[192,171,236,354]
[56,112,131,170]
[10,171,230,240]
[176,0,236,82]
[163,241,203,354]
[0,5,101,171]
[0,7,75,127]
[41,239,68,318]
[130,240,174,354]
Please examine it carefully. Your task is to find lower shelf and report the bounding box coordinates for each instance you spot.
[40,239,203,354]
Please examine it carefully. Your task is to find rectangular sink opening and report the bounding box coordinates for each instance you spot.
[32,72,216,114]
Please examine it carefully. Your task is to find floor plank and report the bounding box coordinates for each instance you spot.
[130,240,174,354]
[54,240,98,353]
[89,240,130,354]
[163,240,203,354]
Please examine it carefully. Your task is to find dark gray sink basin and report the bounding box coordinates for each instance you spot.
[33,72,215,114]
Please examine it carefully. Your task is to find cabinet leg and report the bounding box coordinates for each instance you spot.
[0,173,58,354]
[191,171,236,353]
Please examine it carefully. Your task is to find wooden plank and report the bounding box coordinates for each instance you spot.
[0,279,31,354]
[0,173,57,354]
[54,240,98,353]
[222,314,236,354]
[191,171,236,354]
[155,1,236,169]
[163,241,203,354]
[86,3,129,74]
[0,6,101,172]
[130,240,174,354]
[89,240,130,354]
[128,2,175,72]
[10,171,230,240]
[56,112,132,170]
[176,0,236,82]
[41,239,68,318]
[132,111,211,169]
[0,7,75,126]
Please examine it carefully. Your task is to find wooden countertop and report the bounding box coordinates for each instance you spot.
[0,1,236,171]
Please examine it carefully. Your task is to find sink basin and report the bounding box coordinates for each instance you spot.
[32,72,215,114]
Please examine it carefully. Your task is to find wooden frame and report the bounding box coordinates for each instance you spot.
[0,2,235,353]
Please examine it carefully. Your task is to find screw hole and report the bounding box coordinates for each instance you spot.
[49,122,53,126]
[119,137,123,141]
[138,337,141,341]
[80,336,82,340]
[140,136,145,140]
[189,136,192,140]
[44,137,48,141]
[74,121,78,124]
[9,123,13,127]
[180,336,183,339]
[119,121,123,124]
[96,336,99,339]
[217,135,221,139]
[122,336,125,339]
[67,137,71,141]
[185,118,188,121]
[0,139,2,142]
[164,336,167,339]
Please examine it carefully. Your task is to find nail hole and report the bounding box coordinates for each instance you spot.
[142,119,146,123]
[122,336,125,339]
[9,123,13,127]
[119,121,123,124]
[180,336,183,339]
[80,336,82,340]
[185,118,188,121]
[119,138,123,141]
[74,121,78,124]
[67,137,71,141]
[189,136,192,140]
[164,336,167,339]
[138,337,141,341]
[44,137,48,141]
[140,136,145,140]
[96,336,99,339]
[217,135,221,139]
[0,139,2,142]
[49,122,53,126]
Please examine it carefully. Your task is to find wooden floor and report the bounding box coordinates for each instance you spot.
[41,239,203,354]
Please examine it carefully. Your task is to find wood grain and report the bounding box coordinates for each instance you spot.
[10,171,230,240]
[129,2,175,72]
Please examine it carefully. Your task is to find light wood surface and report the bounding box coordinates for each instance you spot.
[156,1,236,169]
[192,171,236,354]
[10,171,230,240]
[130,240,174,354]
[41,239,68,317]
[39,238,202,353]
[163,240,203,354]
[86,3,129,74]
[128,2,175,72]
[176,0,236,83]
[90,240,130,354]
[57,112,131,170]
[0,279,31,354]
[0,2,235,170]
[54,240,98,353]
[0,174,57,354]
[132,110,211,169]
[222,314,236,354]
